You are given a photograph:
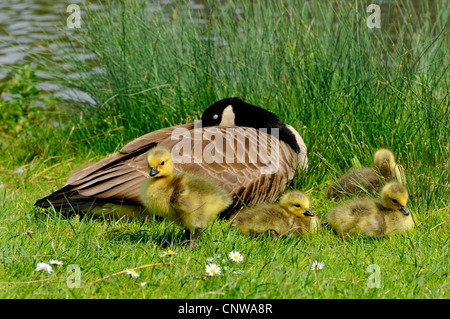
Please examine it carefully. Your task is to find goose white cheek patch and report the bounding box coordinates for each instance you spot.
[219,105,236,127]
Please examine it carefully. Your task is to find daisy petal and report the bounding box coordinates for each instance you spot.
[205,264,221,276]
[228,251,243,262]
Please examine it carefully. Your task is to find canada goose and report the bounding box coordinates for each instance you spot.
[327,148,405,200]
[34,98,308,219]
[232,190,319,238]
[140,146,232,248]
[326,182,414,237]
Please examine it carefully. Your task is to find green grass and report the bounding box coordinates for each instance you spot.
[0,0,448,298]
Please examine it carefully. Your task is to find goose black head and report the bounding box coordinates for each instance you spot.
[201,97,301,153]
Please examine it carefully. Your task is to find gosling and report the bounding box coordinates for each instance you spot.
[231,190,319,238]
[327,148,405,200]
[140,146,232,248]
[327,182,414,237]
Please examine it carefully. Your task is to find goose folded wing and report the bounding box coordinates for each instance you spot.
[35,124,299,217]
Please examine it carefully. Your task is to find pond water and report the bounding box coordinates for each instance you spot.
[0,0,207,103]
[0,0,88,101]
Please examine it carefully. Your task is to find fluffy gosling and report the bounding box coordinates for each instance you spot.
[327,182,414,237]
[327,148,405,200]
[140,146,232,248]
[232,190,319,238]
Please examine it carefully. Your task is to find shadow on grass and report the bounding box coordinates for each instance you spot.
[33,206,189,248]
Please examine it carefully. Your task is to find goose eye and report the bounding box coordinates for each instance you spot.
[391,198,398,204]
[160,161,165,165]
[212,114,219,120]
[293,204,301,208]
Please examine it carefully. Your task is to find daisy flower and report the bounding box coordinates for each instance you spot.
[205,264,221,276]
[160,249,177,257]
[229,251,243,263]
[36,262,53,274]
[311,260,325,271]
[139,282,147,287]
[49,259,64,265]
[125,269,140,278]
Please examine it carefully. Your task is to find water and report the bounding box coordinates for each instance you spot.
[0,0,208,103]
[0,0,93,102]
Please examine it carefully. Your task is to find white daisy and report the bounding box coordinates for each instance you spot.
[139,282,147,287]
[36,262,53,274]
[229,251,243,263]
[207,254,222,262]
[311,260,325,271]
[49,259,64,265]
[205,263,221,276]
[125,269,140,278]
[160,249,177,257]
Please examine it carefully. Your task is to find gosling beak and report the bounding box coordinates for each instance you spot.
[303,208,315,217]
[400,206,409,216]
[149,167,159,177]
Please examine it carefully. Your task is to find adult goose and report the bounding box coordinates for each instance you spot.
[34,98,308,218]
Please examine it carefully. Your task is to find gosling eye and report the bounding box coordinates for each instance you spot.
[212,114,219,120]
[293,204,301,208]
[160,161,165,166]
[391,198,398,204]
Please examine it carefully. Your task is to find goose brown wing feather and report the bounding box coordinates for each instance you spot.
[75,171,144,196]
[65,123,194,185]
[35,123,300,217]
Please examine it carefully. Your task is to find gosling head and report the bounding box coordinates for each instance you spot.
[373,148,397,176]
[279,191,314,218]
[381,182,409,215]
[146,147,174,178]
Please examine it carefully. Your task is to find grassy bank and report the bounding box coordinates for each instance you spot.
[0,0,448,298]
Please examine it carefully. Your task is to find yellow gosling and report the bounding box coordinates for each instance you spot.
[327,182,414,237]
[327,148,405,200]
[140,146,232,248]
[232,190,319,238]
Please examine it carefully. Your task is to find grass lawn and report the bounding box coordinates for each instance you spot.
[0,0,448,299]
